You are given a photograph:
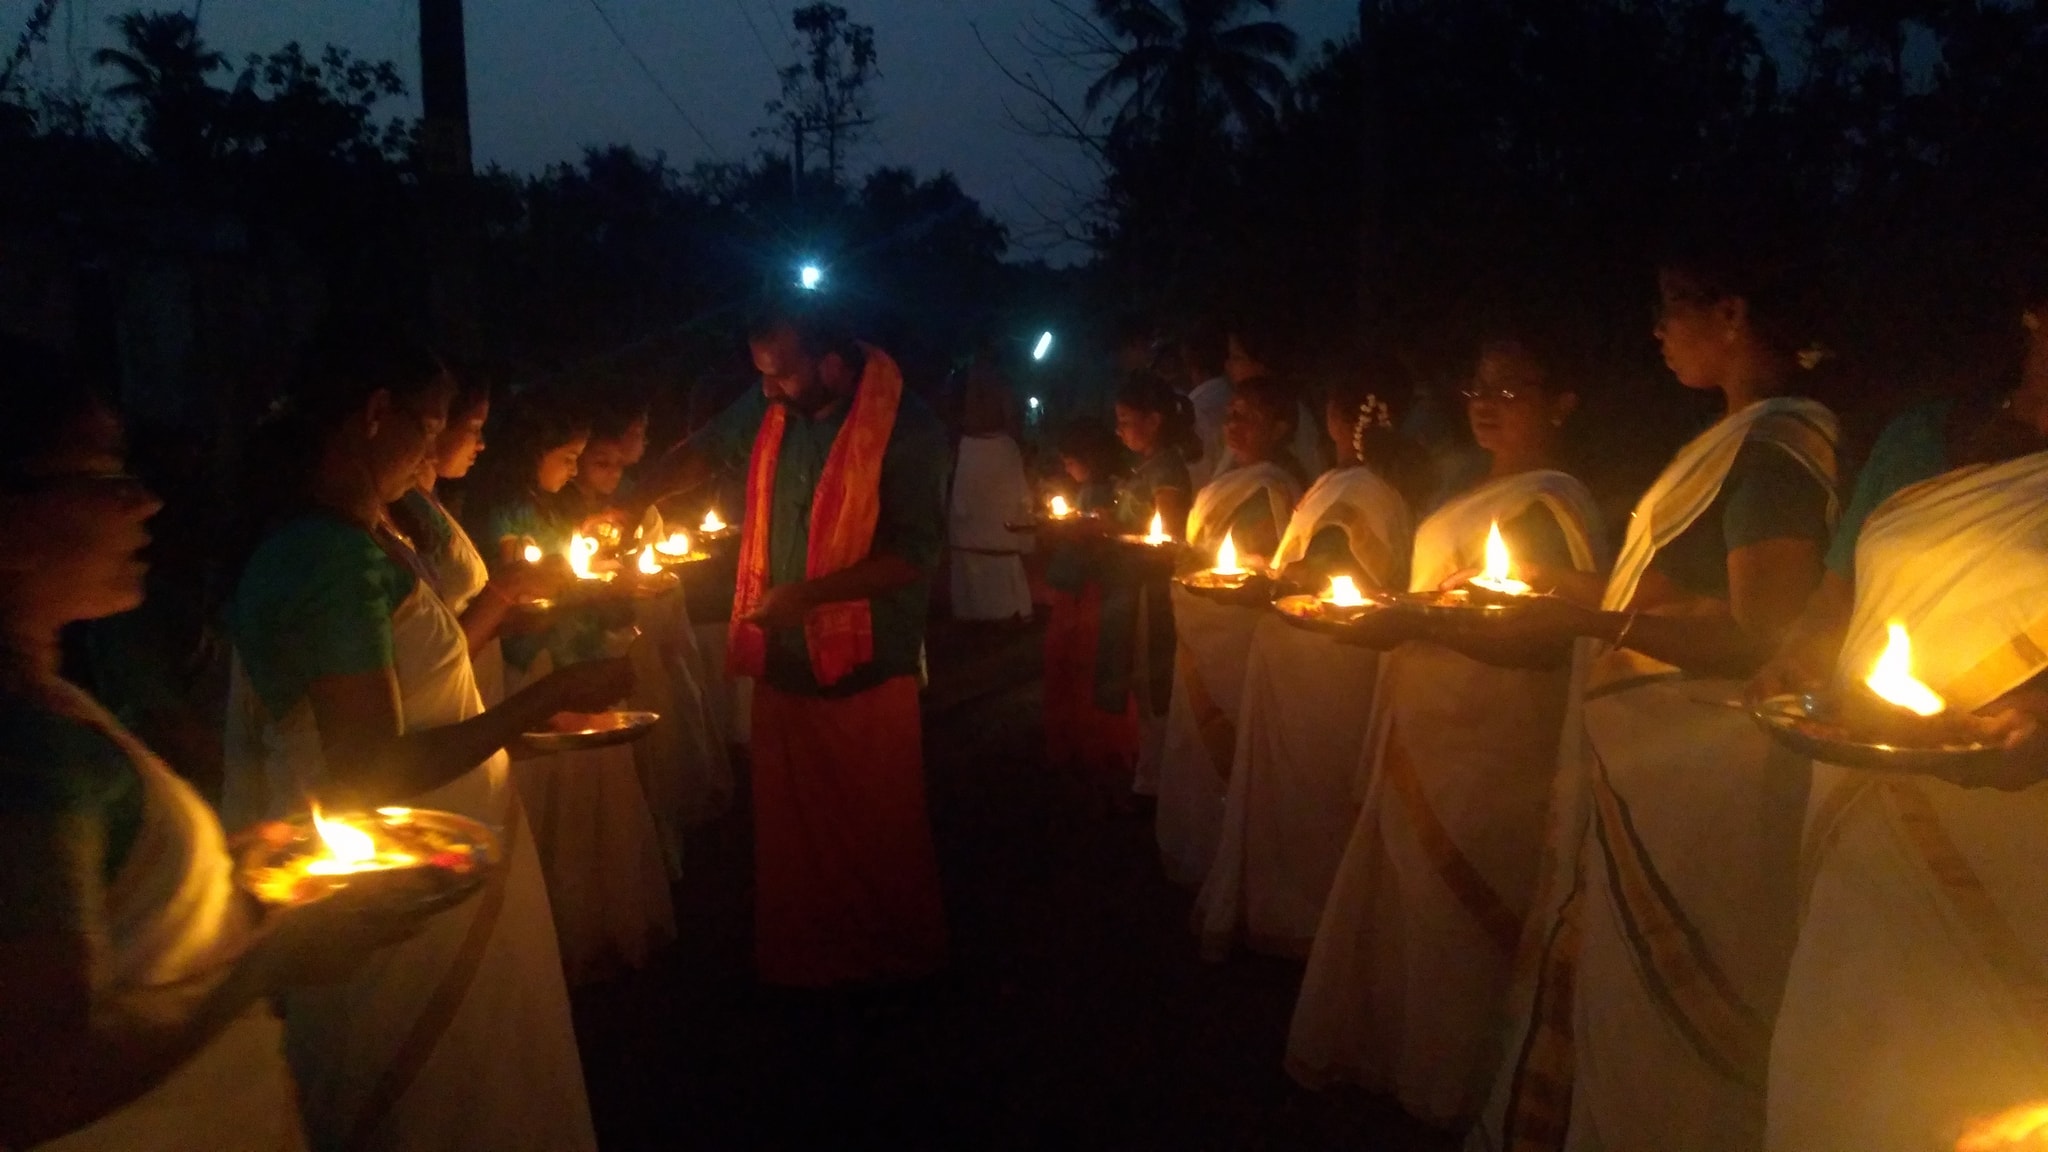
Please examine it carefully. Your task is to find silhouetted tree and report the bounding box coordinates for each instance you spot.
[93,10,224,165]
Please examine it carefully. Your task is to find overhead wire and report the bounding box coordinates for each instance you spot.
[581,0,723,159]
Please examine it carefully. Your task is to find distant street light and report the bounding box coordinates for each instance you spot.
[1032,331,1054,361]
[1028,396,1041,410]
[798,263,824,291]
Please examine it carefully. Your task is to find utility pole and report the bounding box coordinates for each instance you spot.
[418,0,477,353]
[419,0,473,178]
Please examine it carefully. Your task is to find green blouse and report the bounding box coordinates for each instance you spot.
[229,514,418,721]
[1649,440,1833,601]
[1826,400,1953,578]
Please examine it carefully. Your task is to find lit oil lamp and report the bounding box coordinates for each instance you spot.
[1325,575,1367,607]
[522,542,543,565]
[1866,620,1946,718]
[701,509,727,534]
[236,803,498,911]
[1466,520,1532,596]
[653,531,692,558]
[1048,494,1074,520]
[304,803,418,877]
[637,546,662,576]
[1179,530,1258,592]
[567,533,612,582]
[1144,511,1171,546]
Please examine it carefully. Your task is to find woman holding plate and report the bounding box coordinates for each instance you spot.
[464,394,676,986]
[222,334,628,1152]
[1287,328,1602,1125]
[389,376,562,709]
[1195,354,1428,961]
[0,337,429,1152]
[1106,374,1200,798]
[1155,374,1307,886]
[1758,285,2048,1151]
[1468,242,1840,1152]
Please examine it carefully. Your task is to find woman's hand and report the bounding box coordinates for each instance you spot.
[1746,641,1832,706]
[534,656,635,715]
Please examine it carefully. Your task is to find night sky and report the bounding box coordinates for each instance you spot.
[7,0,1360,259]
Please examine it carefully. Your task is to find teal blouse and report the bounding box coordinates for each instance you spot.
[230,515,418,721]
[1826,400,1953,578]
[1649,440,1834,600]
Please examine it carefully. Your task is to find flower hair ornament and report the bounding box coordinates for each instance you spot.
[1351,394,1394,459]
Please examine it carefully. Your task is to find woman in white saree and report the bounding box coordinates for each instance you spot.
[1196,362,1426,961]
[1288,333,1603,1126]
[0,338,418,1152]
[1156,375,1308,886]
[222,337,632,1152]
[1469,251,1840,1152]
[1760,451,2048,1151]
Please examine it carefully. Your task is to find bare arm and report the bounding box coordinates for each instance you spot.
[1588,537,1825,678]
[304,657,629,809]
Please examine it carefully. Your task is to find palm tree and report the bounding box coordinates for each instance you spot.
[1084,0,1300,147]
[93,10,225,162]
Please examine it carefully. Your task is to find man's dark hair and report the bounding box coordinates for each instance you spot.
[746,300,862,365]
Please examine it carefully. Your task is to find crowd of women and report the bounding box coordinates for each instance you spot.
[0,329,741,1151]
[1035,236,2048,1151]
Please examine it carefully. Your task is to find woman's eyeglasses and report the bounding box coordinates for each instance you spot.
[1460,388,1523,403]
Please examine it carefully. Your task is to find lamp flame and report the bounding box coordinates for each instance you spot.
[1866,621,1947,717]
[654,531,691,557]
[1327,576,1367,607]
[637,547,661,575]
[1049,494,1073,519]
[303,804,414,877]
[522,543,543,565]
[1145,511,1170,545]
[1957,1102,2048,1151]
[1469,520,1533,595]
[1213,532,1245,575]
[568,534,603,581]
[701,509,726,533]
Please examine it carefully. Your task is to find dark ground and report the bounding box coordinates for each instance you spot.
[570,619,1458,1151]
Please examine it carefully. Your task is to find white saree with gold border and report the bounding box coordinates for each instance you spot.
[1470,397,1839,1152]
[1767,450,2048,1151]
[34,681,304,1152]
[1289,469,1601,1125]
[1156,462,1304,886]
[1195,466,1412,960]
[224,580,596,1152]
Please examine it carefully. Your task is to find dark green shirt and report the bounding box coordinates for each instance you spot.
[230,515,418,720]
[1650,440,1834,601]
[0,695,146,882]
[687,383,949,697]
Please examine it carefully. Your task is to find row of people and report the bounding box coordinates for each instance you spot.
[1067,243,2048,1149]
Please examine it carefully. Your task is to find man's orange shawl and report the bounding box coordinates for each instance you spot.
[727,344,904,688]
